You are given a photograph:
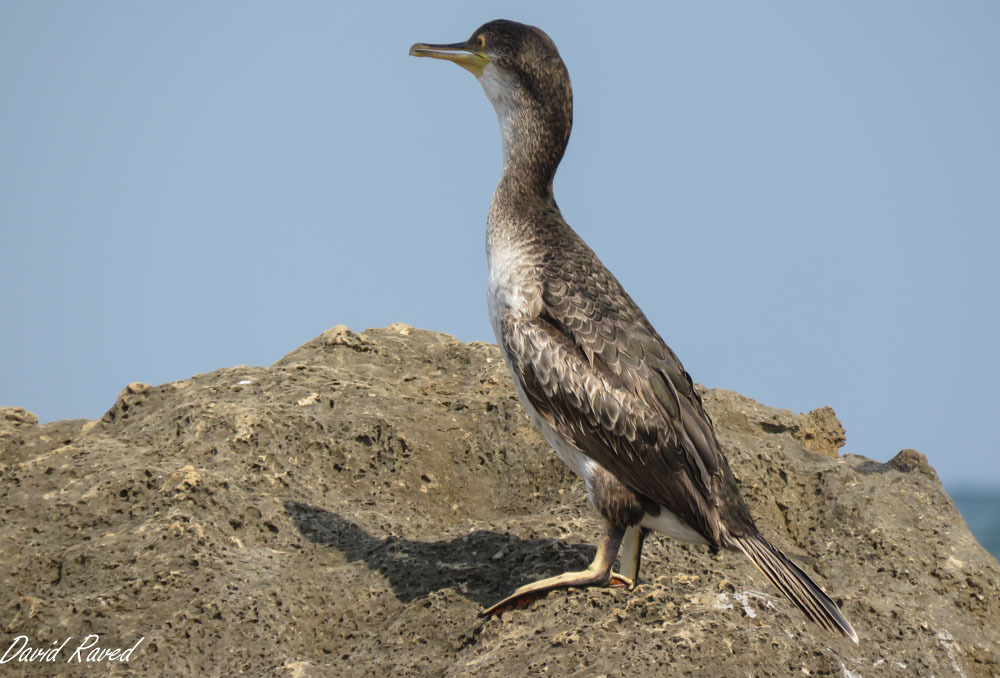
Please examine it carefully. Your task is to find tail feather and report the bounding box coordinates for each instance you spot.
[731,533,858,644]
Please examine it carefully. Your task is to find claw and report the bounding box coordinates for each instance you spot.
[608,572,633,589]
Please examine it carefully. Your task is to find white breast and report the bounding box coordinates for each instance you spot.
[486,236,521,339]
[486,234,603,500]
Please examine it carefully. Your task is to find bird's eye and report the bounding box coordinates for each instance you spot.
[477,35,487,50]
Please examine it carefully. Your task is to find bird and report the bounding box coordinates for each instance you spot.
[410,19,858,643]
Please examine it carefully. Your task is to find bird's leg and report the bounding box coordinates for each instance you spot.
[481,523,630,616]
[617,525,650,590]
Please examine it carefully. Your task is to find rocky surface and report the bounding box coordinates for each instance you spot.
[1,324,997,677]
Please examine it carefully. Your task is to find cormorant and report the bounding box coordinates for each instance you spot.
[410,19,857,642]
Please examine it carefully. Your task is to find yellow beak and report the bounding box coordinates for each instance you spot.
[409,40,489,78]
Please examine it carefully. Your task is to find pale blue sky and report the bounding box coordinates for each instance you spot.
[1,3,997,490]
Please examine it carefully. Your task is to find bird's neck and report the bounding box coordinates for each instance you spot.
[479,65,572,202]
[487,103,575,252]
[495,105,568,200]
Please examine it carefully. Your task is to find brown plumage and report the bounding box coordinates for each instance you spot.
[411,19,858,643]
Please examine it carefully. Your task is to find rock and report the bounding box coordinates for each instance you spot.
[0,407,39,460]
[0,325,996,676]
[703,389,846,458]
[2,406,39,426]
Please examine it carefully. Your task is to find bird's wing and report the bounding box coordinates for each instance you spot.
[501,262,754,544]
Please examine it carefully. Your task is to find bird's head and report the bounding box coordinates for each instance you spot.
[410,19,572,185]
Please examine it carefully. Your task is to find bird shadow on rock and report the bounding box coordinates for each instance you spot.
[284,500,594,607]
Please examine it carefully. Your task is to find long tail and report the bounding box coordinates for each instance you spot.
[730,532,858,643]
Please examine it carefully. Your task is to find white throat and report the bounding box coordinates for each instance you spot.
[477,62,519,169]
